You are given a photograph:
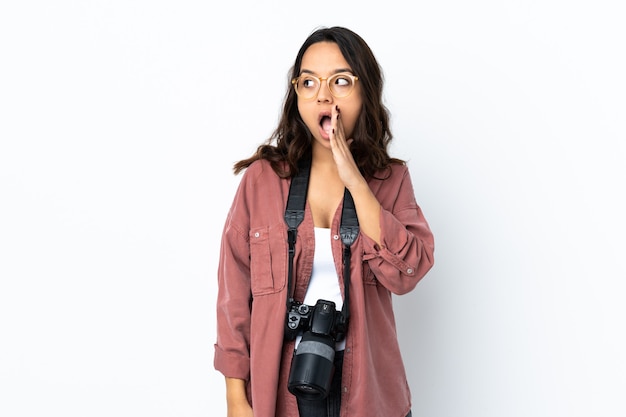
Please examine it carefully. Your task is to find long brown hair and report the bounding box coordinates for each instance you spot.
[233,26,404,178]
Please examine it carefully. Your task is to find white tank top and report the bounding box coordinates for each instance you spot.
[295,227,346,351]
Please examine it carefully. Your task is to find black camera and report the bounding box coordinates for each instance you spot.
[284,299,347,400]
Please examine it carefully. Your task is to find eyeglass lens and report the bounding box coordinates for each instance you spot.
[295,74,355,99]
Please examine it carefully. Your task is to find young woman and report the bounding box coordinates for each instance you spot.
[214,26,434,417]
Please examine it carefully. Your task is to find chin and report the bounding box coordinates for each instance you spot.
[313,138,331,150]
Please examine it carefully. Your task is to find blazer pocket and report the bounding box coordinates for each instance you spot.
[249,226,286,296]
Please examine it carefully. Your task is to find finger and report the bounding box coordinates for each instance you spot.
[332,106,348,149]
[334,105,342,136]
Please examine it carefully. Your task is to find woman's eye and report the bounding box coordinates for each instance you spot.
[333,76,351,86]
[302,78,316,88]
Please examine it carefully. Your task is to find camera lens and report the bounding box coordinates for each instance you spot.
[287,332,335,400]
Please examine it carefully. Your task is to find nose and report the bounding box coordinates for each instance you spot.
[316,81,333,103]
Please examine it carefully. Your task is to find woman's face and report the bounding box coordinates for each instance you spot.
[296,41,363,152]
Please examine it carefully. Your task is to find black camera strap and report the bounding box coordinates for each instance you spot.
[284,155,359,326]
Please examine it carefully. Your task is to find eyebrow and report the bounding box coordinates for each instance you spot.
[300,68,355,76]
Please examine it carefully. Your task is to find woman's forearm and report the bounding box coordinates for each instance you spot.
[225,377,252,416]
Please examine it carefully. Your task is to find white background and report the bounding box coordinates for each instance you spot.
[1,1,624,416]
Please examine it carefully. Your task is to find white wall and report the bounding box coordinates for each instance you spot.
[1,1,624,416]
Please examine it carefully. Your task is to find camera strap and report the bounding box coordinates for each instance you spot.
[284,155,359,324]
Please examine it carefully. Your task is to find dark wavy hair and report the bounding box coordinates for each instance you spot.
[233,26,404,178]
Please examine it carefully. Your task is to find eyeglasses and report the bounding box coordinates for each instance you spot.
[291,72,359,100]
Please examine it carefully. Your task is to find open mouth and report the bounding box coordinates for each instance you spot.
[320,115,332,134]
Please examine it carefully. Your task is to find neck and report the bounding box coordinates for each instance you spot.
[311,144,337,171]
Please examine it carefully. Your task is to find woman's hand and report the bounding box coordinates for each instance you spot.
[329,105,382,244]
[329,105,365,191]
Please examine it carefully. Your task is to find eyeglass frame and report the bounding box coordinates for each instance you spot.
[291,72,360,100]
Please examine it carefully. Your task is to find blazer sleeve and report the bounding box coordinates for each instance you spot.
[361,166,435,295]
[213,180,253,380]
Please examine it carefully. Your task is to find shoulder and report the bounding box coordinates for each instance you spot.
[228,159,289,226]
[239,159,282,185]
[367,162,415,202]
[233,159,288,204]
[388,162,410,177]
[371,162,410,183]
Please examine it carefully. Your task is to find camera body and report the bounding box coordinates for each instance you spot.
[285,299,348,400]
[284,299,347,342]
